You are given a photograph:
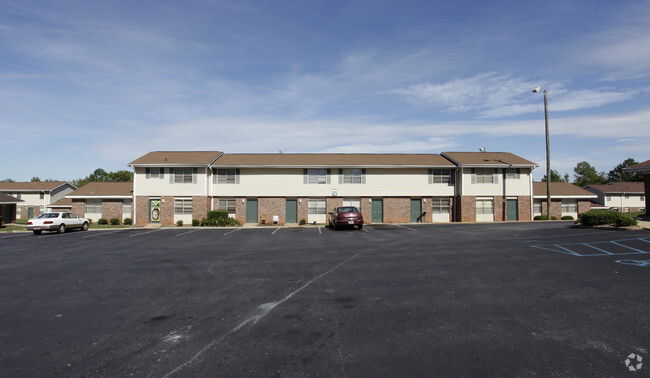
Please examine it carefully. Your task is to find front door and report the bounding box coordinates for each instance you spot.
[371,199,383,223]
[286,199,297,223]
[246,198,258,224]
[149,199,161,223]
[410,199,422,222]
[27,207,34,219]
[507,199,518,221]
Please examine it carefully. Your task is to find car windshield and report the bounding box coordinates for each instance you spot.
[37,213,60,219]
[337,207,359,213]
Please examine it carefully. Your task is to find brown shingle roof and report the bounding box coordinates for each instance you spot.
[0,193,23,204]
[533,182,597,197]
[66,182,133,197]
[625,159,650,172]
[442,152,537,167]
[49,197,72,208]
[584,182,644,194]
[210,153,455,167]
[0,181,73,191]
[128,151,223,166]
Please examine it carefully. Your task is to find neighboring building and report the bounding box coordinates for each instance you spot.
[0,193,23,224]
[128,150,539,226]
[624,160,650,212]
[441,152,538,222]
[533,182,597,219]
[0,181,77,219]
[583,182,646,213]
[63,182,134,222]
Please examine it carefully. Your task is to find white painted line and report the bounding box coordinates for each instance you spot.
[83,230,123,238]
[129,229,163,237]
[223,228,242,236]
[271,227,281,235]
[395,224,417,231]
[362,227,370,233]
[176,229,201,237]
[318,227,322,234]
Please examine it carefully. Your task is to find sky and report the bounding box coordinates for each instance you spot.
[1,0,649,182]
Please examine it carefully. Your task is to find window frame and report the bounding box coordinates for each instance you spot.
[431,198,450,214]
[308,198,327,214]
[218,198,237,215]
[476,198,494,215]
[174,198,193,215]
[214,169,239,184]
[86,199,102,213]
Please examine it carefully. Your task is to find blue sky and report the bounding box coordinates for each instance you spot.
[1,0,649,182]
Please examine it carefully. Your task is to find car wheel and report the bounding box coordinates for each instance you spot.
[33,230,42,235]
[57,224,66,234]
[358,224,363,230]
[81,222,89,231]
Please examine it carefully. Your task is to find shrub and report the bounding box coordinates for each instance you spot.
[616,216,638,227]
[299,219,307,225]
[207,210,229,220]
[123,218,132,225]
[534,215,558,221]
[199,216,241,227]
[97,218,108,225]
[110,218,120,225]
[176,220,184,227]
[88,219,93,224]
[561,215,574,221]
[578,210,621,226]
[192,219,200,227]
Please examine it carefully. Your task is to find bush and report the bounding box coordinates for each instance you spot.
[199,216,240,227]
[97,218,108,225]
[578,210,621,226]
[192,219,200,227]
[299,219,307,225]
[110,218,120,225]
[561,215,574,221]
[534,215,558,221]
[207,210,229,220]
[176,220,184,227]
[123,218,132,225]
[616,216,638,227]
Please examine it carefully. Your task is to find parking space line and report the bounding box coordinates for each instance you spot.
[583,243,614,255]
[83,230,124,238]
[318,227,322,234]
[223,228,242,236]
[362,227,370,232]
[177,229,201,237]
[271,227,281,235]
[610,241,646,253]
[130,229,163,237]
[395,224,418,231]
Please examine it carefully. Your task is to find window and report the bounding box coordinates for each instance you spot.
[145,168,164,179]
[174,198,192,214]
[343,198,361,209]
[40,192,44,200]
[623,207,630,213]
[16,192,21,199]
[341,169,363,184]
[473,168,497,184]
[506,168,521,179]
[431,198,450,214]
[173,168,194,184]
[218,198,237,214]
[214,169,239,184]
[123,199,132,218]
[561,199,577,213]
[308,199,326,214]
[307,169,328,184]
[86,199,102,213]
[476,199,494,214]
[431,169,454,184]
[642,195,645,201]
[534,200,542,214]
[625,194,630,199]
[606,196,612,202]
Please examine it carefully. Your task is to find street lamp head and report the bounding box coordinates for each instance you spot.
[532,86,542,93]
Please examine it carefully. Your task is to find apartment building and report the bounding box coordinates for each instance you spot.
[583,182,646,213]
[128,151,538,226]
[0,181,76,219]
[49,182,134,222]
[533,182,597,219]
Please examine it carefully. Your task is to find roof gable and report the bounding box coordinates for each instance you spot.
[442,152,537,167]
[0,193,23,203]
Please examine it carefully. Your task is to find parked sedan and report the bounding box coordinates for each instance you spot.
[26,212,90,235]
[328,206,364,230]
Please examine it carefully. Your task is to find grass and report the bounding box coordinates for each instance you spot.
[0,225,27,233]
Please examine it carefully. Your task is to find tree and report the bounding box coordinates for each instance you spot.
[30,177,41,182]
[573,161,606,187]
[607,158,643,182]
[72,169,133,187]
[0,178,15,183]
[541,169,568,182]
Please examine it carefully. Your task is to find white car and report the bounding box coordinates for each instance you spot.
[26,212,90,235]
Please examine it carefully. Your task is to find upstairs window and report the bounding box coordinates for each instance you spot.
[472,168,499,184]
[305,169,330,184]
[145,168,164,179]
[214,169,239,184]
[340,169,364,184]
[430,169,455,184]
[40,192,44,199]
[505,168,521,179]
[170,168,196,184]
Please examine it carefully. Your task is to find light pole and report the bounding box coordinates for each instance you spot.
[533,86,551,220]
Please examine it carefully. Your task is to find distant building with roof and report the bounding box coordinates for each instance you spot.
[0,181,76,219]
[533,182,597,219]
[583,182,645,213]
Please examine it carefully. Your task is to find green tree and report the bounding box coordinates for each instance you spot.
[541,169,567,182]
[573,161,606,187]
[607,158,643,182]
[30,177,41,182]
[0,178,15,183]
[73,169,133,187]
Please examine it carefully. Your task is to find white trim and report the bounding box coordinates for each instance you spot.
[210,164,456,169]
[66,195,132,199]
[533,195,596,199]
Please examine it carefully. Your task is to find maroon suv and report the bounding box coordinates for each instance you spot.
[328,206,364,230]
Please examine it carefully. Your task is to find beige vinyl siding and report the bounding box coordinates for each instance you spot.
[462,168,532,196]
[135,167,206,196]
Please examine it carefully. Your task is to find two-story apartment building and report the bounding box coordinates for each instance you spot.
[583,182,646,213]
[128,151,538,226]
[49,182,134,222]
[0,181,77,219]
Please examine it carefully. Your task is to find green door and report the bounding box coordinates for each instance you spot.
[507,199,518,221]
[286,199,297,223]
[410,199,422,222]
[149,199,161,223]
[246,198,258,224]
[371,199,383,223]
[28,207,34,218]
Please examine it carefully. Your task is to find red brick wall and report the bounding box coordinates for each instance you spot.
[458,195,476,222]
[578,200,592,217]
[192,196,209,222]
[160,196,174,226]
[494,197,504,221]
[135,196,150,226]
[297,197,309,224]
[383,198,410,223]
[360,198,372,223]
[235,197,247,225]
[102,200,123,222]
[71,200,85,217]
[518,196,532,221]
[259,198,285,224]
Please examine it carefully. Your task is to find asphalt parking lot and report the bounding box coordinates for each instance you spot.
[1,223,649,377]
